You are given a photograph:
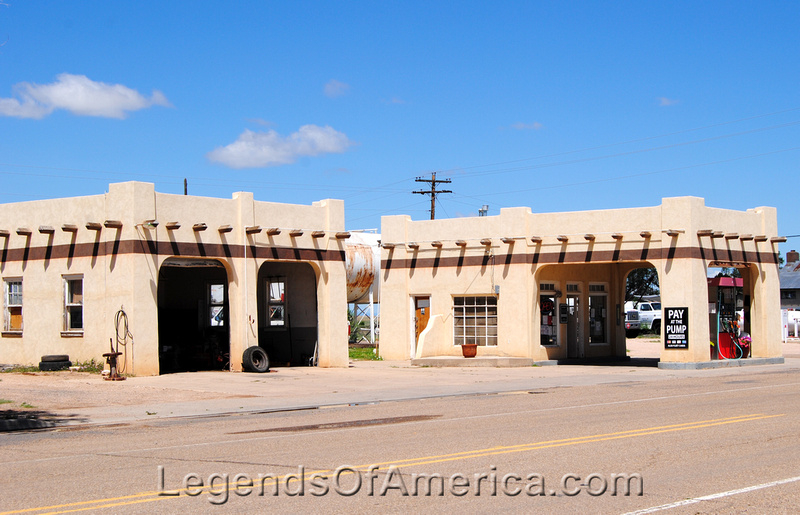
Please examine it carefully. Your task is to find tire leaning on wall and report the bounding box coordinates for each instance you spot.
[242,346,269,373]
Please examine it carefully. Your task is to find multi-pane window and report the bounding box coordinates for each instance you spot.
[267,278,286,326]
[4,279,22,333]
[63,276,83,332]
[209,283,225,327]
[453,296,497,346]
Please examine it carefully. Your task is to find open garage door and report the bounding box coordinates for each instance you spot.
[158,258,230,374]
[257,262,318,366]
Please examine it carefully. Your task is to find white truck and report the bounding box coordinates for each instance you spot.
[636,302,662,332]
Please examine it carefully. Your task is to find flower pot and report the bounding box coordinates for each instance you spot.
[461,343,478,358]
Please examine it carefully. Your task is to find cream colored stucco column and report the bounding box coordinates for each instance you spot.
[315,199,348,367]
[748,251,783,358]
[658,256,710,363]
[106,182,161,375]
[377,215,413,360]
[229,191,258,371]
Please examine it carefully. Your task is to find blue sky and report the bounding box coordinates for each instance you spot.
[1,1,798,254]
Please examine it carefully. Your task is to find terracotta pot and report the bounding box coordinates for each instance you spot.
[461,343,478,358]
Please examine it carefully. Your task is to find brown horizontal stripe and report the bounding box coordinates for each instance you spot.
[382,245,779,270]
[0,239,346,264]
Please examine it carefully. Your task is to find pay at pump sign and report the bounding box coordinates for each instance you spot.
[665,307,689,349]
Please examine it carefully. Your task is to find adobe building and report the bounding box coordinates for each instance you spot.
[379,197,785,368]
[0,181,350,375]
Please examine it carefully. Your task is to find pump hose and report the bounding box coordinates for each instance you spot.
[719,319,743,360]
[115,308,134,374]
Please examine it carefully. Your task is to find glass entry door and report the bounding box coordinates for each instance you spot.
[566,295,582,358]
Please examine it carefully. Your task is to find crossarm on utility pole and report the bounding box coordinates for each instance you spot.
[413,172,452,220]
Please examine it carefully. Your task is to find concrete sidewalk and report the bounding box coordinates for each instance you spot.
[2,344,799,431]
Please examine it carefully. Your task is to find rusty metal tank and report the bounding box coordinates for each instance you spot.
[345,232,381,303]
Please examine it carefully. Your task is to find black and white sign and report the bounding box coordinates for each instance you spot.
[664,307,689,349]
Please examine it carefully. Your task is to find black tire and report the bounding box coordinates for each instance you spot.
[242,346,269,373]
[652,320,661,333]
[41,355,70,363]
[626,329,640,339]
[39,360,71,371]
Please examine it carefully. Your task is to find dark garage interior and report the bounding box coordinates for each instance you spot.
[158,259,230,374]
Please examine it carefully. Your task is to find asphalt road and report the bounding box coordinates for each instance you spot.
[2,366,799,514]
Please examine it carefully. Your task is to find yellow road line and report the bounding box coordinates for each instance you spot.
[2,413,784,514]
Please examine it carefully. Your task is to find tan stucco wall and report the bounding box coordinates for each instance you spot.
[0,181,349,374]
[380,197,783,364]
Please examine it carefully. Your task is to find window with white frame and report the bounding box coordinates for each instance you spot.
[63,276,83,332]
[209,283,225,327]
[4,279,22,333]
[267,277,286,327]
[453,296,497,346]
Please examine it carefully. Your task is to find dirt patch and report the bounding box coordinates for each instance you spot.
[0,371,230,411]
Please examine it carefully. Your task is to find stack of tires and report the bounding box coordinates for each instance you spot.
[39,355,71,371]
[242,346,269,373]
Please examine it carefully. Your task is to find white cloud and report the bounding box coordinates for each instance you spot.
[324,79,350,98]
[510,121,543,131]
[207,124,354,169]
[657,97,680,107]
[0,73,171,119]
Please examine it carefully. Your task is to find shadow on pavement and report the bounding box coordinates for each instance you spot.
[556,357,660,367]
[1,409,89,432]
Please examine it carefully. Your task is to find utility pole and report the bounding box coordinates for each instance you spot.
[413,172,452,220]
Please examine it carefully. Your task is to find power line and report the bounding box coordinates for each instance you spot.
[412,172,452,220]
